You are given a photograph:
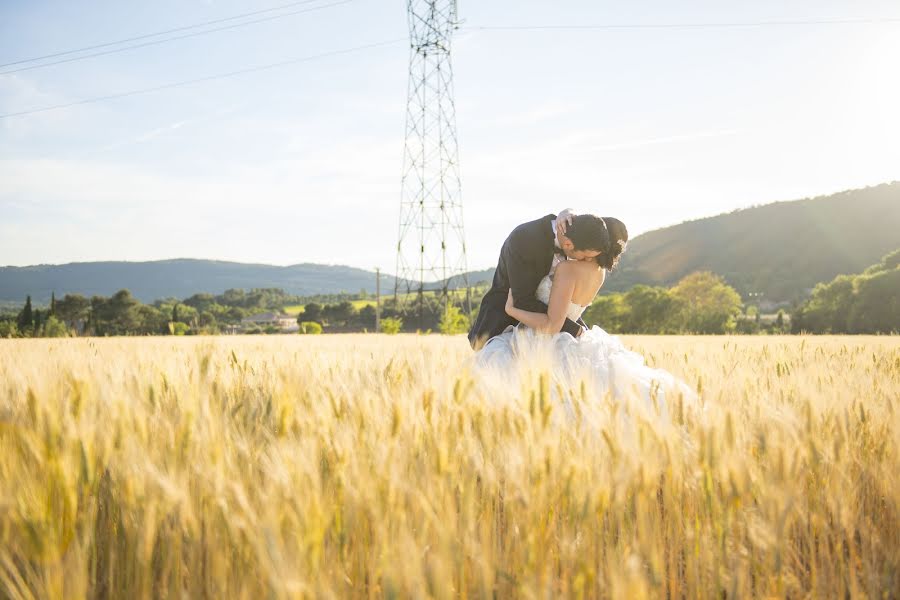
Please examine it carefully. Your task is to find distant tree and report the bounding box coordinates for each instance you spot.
[163,302,197,327]
[356,305,377,329]
[183,293,218,313]
[42,316,68,338]
[302,302,323,323]
[624,285,681,333]
[219,289,247,306]
[91,290,141,335]
[322,301,357,327]
[670,272,743,334]
[863,248,900,275]
[0,320,18,338]
[16,295,33,333]
[583,293,629,332]
[136,305,168,335]
[846,268,900,333]
[198,311,219,333]
[226,306,248,322]
[55,294,90,333]
[791,275,855,333]
[775,310,785,332]
[438,304,469,335]
[50,292,57,316]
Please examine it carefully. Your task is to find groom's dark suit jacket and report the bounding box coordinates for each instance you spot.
[468,214,586,350]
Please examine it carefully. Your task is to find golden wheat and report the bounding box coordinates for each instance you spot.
[0,334,898,599]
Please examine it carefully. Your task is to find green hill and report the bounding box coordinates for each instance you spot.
[604,182,900,302]
[0,260,387,304]
[2,183,897,305]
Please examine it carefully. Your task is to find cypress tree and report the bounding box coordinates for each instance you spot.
[17,295,33,331]
[51,292,57,316]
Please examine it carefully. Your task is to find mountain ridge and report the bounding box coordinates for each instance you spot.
[2,182,898,304]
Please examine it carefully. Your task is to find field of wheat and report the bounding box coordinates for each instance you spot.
[0,334,898,599]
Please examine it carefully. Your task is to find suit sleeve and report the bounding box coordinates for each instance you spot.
[505,236,584,336]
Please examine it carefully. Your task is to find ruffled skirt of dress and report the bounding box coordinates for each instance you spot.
[473,325,699,421]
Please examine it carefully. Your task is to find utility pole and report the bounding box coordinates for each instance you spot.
[375,267,381,333]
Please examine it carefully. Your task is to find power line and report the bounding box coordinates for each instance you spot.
[1,0,328,69]
[0,0,356,76]
[465,16,900,32]
[0,38,406,120]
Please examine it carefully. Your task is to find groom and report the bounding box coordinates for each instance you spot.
[468,210,606,350]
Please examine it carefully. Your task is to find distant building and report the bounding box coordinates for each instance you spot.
[240,312,299,333]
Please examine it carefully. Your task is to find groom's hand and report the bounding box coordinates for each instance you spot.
[556,208,576,236]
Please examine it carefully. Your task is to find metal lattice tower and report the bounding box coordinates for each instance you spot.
[395,0,470,321]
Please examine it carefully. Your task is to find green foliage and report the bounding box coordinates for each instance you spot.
[322,302,357,328]
[793,249,900,334]
[604,182,900,303]
[41,316,69,338]
[438,305,470,335]
[302,302,323,323]
[55,294,90,329]
[357,305,377,330]
[583,294,630,333]
[137,305,169,335]
[670,272,743,334]
[16,295,33,333]
[90,290,142,336]
[170,322,190,336]
[380,295,445,332]
[0,319,18,338]
[584,272,742,334]
[380,317,403,335]
[298,321,323,335]
[624,285,682,333]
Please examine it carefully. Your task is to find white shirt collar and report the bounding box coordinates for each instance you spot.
[550,218,561,248]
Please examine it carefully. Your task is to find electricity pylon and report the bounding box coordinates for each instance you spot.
[395,0,470,326]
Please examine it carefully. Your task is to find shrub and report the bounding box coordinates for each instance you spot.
[438,305,469,335]
[380,317,402,335]
[299,321,323,335]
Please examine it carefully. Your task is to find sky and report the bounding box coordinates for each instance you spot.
[1,0,899,274]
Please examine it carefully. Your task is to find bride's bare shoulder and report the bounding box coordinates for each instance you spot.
[559,259,602,276]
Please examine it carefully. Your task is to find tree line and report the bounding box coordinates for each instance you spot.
[583,271,752,334]
[791,249,899,334]
[0,288,312,337]
[2,255,895,337]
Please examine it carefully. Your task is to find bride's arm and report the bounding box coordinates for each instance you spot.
[505,263,577,333]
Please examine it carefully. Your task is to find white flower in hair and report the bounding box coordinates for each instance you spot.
[616,239,627,252]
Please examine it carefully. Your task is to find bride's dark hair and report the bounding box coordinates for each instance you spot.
[596,217,628,271]
[565,214,610,253]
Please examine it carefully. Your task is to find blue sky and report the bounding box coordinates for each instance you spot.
[2,0,899,273]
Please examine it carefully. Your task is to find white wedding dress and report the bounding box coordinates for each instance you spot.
[475,274,697,416]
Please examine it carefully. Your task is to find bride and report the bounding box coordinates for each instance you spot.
[476,215,696,414]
